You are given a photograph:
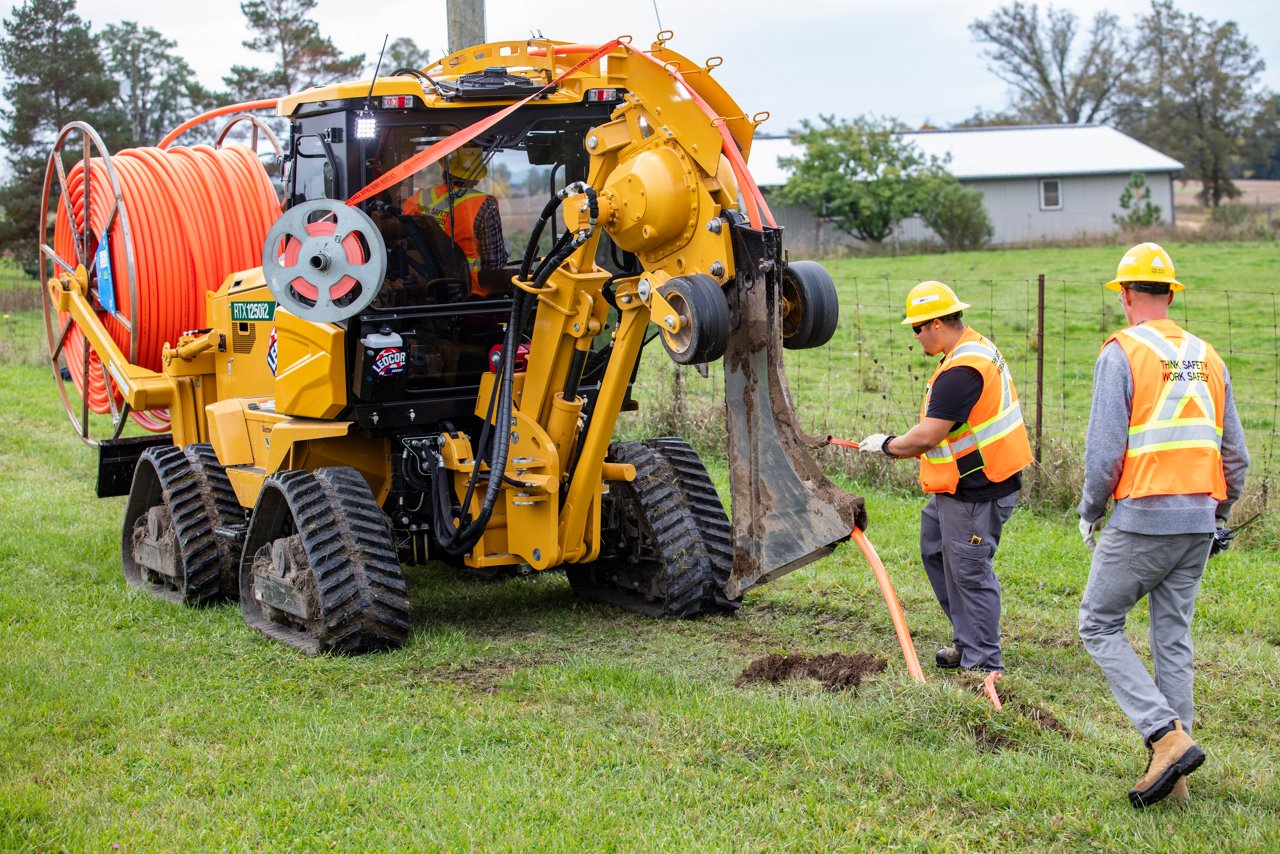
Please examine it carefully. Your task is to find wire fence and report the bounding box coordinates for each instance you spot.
[6,266,1276,523]
[632,274,1278,522]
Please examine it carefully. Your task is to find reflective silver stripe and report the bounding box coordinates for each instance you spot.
[924,445,953,462]
[949,342,994,362]
[1120,325,1179,362]
[973,402,1025,445]
[947,432,978,455]
[1128,421,1222,452]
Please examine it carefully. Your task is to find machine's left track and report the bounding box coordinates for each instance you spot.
[239,466,411,655]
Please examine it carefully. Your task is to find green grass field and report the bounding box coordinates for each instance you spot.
[3,240,1280,849]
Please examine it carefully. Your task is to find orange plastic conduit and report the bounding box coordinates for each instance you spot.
[850,527,926,683]
[157,99,279,149]
[54,143,280,428]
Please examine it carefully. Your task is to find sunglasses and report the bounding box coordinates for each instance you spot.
[912,321,931,335]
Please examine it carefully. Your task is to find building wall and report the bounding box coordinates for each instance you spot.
[960,172,1176,244]
[766,172,1177,253]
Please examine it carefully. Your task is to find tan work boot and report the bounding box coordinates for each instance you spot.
[1129,721,1205,808]
[1168,776,1190,805]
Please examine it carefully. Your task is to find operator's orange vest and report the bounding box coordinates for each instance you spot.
[403,184,486,290]
[1107,319,1227,500]
[918,327,1033,494]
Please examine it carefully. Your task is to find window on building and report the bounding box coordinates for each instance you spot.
[1040,179,1063,211]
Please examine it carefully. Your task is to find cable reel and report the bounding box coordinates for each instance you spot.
[261,200,387,323]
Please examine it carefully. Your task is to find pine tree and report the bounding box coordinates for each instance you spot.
[0,0,123,268]
[224,0,365,100]
[100,21,224,148]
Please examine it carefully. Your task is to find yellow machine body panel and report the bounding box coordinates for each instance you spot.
[209,270,280,402]
[273,309,347,420]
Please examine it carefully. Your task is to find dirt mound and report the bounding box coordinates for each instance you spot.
[737,652,887,692]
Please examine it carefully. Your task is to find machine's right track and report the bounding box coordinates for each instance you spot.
[567,437,740,617]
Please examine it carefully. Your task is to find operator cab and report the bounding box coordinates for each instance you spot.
[278,88,629,433]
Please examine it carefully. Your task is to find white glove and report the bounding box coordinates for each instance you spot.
[1079,517,1104,550]
[857,433,893,456]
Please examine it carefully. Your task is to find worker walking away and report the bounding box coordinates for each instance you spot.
[858,281,1033,674]
[402,143,509,296]
[1077,243,1248,808]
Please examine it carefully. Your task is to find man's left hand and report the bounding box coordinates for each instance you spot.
[857,434,894,456]
[1079,517,1103,550]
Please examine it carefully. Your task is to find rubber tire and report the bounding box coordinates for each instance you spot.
[238,466,410,655]
[566,437,740,617]
[781,260,839,350]
[183,443,247,599]
[658,274,730,365]
[120,445,228,606]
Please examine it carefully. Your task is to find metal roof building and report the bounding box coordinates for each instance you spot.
[748,125,1184,249]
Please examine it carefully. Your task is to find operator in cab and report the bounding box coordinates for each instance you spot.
[402,144,509,296]
[857,281,1033,675]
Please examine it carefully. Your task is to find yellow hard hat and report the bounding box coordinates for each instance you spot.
[901,280,971,325]
[444,144,487,181]
[1105,242,1183,292]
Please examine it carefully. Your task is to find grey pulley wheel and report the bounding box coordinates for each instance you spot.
[261,199,387,323]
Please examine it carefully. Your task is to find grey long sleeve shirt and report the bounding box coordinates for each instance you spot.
[1078,338,1249,535]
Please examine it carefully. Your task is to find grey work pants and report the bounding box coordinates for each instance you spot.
[1078,528,1211,740]
[920,491,1018,672]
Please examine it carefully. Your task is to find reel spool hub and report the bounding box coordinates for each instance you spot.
[262,200,387,323]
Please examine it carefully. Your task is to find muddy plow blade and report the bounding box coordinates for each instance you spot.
[722,227,866,598]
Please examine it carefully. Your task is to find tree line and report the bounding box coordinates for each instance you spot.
[0,0,429,267]
[782,0,1276,248]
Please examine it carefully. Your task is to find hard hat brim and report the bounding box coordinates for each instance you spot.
[900,301,971,325]
[1105,278,1184,292]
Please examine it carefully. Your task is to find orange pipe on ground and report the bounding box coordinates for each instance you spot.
[851,527,926,683]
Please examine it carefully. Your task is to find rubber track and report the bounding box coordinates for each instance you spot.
[183,443,246,599]
[140,445,226,605]
[245,467,410,654]
[570,437,739,617]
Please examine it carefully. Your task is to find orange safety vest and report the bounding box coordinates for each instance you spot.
[918,327,1033,494]
[403,184,487,290]
[1107,318,1227,500]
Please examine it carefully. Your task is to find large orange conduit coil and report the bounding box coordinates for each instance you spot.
[54,143,280,428]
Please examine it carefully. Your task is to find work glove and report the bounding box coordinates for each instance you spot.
[1209,522,1234,558]
[1078,517,1103,551]
[857,433,895,457]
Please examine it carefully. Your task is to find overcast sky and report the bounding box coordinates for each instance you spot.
[15,0,1280,132]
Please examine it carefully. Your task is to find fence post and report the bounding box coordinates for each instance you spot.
[1035,273,1045,466]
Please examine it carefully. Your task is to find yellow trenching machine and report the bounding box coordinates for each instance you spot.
[42,36,866,654]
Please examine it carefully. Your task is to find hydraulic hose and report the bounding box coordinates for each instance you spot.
[53,142,280,428]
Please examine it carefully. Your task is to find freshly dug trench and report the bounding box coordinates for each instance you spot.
[737,652,887,692]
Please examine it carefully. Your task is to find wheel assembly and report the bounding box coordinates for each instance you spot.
[121,445,237,605]
[657,274,730,365]
[780,260,839,350]
[238,466,410,655]
[567,437,740,617]
[39,122,280,443]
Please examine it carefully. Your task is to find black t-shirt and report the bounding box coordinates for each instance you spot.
[925,365,1022,501]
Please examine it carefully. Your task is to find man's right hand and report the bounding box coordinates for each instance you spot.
[857,434,893,456]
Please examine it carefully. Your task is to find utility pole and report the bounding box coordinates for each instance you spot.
[447,0,486,53]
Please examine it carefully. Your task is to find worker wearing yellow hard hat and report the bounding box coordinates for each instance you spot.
[402,143,508,296]
[1078,242,1249,808]
[857,280,1033,674]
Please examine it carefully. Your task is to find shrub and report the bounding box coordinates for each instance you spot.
[922,179,994,251]
[1112,172,1163,229]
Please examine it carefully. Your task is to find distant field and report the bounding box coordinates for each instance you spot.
[630,240,1280,520]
